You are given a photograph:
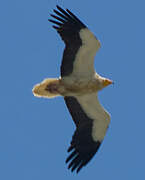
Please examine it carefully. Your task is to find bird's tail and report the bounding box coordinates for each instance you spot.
[32,78,61,99]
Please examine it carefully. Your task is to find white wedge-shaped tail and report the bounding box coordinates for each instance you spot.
[32,78,60,98]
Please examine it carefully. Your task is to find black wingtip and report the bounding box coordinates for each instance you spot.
[56,5,61,9]
[48,19,63,26]
[56,5,64,11]
[66,150,77,163]
[76,164,83,173]
[67,146,73,152]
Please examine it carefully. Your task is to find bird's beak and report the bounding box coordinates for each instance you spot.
[103,78,113,87]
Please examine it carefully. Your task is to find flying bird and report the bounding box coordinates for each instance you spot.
[33,5,112,173]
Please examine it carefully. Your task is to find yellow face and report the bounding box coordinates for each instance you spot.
[102,78,113,88]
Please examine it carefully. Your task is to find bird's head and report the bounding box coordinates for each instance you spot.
[102,78,113,88]
[96,76,113,91]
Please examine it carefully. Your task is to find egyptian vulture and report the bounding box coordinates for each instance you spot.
[33,5,112,173]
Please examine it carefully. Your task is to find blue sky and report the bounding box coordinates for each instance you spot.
[1,0,145,179]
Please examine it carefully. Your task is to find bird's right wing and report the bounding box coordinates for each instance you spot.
[49,6,100,78]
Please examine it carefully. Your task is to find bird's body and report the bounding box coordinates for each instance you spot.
[33,5,112,173]
[33,73,110,97]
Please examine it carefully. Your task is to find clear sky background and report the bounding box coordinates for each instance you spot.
[0,0,145,179]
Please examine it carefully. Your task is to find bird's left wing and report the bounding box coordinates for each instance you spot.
[49,6,101,78]
[64,93,110,173]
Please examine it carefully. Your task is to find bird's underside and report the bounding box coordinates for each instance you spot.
[32,74,111,98]
[32,5,112,173]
